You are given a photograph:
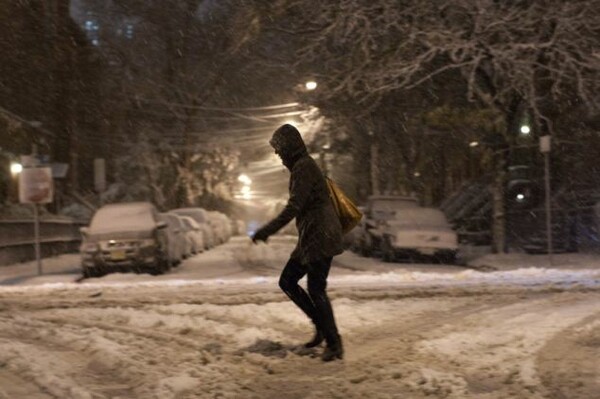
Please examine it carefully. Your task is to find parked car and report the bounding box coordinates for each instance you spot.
[159,212,187,266]
[170,214,194,258]
[171,208,216,249]
[80,202,170,277]
[207,211,230,244]
[380,207,458,263]
[234,219,247,236]
[179,215,205,254]
[354,195,419,256]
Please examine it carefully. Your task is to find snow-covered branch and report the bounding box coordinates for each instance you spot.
[278,0,600,126]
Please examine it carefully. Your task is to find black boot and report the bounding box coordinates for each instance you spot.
[304,329,324,348]
[322,334,343,362]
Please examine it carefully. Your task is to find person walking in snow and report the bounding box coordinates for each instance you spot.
[251,124,344,361]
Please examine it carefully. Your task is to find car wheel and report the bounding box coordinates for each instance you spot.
[359,244,371,257]
[382,250,394,262]
[146,260,166,275]
[381,236,395,263]
[436,251,457,265]
[83,267,104,278]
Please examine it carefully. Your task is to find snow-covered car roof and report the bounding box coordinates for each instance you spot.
[89,202,157,234]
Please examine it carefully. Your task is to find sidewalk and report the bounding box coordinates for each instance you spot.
[0,253,82,286]
[467,250,600,271]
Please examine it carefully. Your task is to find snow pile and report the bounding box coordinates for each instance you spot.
[416,298,600,397]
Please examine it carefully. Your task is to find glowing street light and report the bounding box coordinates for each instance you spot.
[10,162,22,175]
[305,81,317,91]
[238,174,252,185]
[520,125,531,135]
[469,141,479,148]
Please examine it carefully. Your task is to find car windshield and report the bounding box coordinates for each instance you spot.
[173,208,207,223]
[90,203,156,234]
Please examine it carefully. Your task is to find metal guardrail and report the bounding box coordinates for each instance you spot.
[0,219,86,266]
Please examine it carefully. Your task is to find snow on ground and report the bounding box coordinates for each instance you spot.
[2,236,599,291]
[0,236,599,398]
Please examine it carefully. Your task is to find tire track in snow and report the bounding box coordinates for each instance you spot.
[0,309,283,398]
[537,312,600,399]
[0,316,138,398]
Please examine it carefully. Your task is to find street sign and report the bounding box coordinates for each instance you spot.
[19,166,54,204]
[94,158,106,192]
[540,135,551,153]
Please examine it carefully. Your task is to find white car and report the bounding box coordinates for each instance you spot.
[171,208,216,249]
[170,214,194,258]
[208,211,232,243]
[355,195,419,256]
[80,202,170,277]
[380,207,458,263]
[159,213,187,266]
[179,216,205,254]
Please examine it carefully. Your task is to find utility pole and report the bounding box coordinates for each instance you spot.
[540,135,553,264]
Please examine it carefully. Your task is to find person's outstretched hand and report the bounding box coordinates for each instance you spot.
[252,228,269,244]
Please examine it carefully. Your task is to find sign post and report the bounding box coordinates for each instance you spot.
[19,156,54,275]
[539,136,552,265]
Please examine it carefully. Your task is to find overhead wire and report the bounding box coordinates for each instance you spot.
[137,98,301,112]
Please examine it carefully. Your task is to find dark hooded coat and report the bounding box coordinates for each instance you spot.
[257,124,343,264]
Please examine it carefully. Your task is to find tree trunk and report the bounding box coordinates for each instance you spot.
[370,135,379,196]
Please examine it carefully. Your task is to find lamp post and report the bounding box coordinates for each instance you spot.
[540,135,552,264]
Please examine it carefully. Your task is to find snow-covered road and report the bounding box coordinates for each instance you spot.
[0,237,599,399]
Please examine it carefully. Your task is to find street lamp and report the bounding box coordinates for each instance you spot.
[10,162,23,175]
[305,81,317,91]
[520,125,531,135]
[238,174,252,185]
[540,135,552,263]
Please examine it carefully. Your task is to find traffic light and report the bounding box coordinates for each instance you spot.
[506,165,542,210]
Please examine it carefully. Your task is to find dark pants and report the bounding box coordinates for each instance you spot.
[279,257,339,344]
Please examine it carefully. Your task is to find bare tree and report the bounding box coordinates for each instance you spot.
[266,0,600,252]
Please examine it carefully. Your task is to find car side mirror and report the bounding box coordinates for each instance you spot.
[80,227,89,237]
[157,221,168,230]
